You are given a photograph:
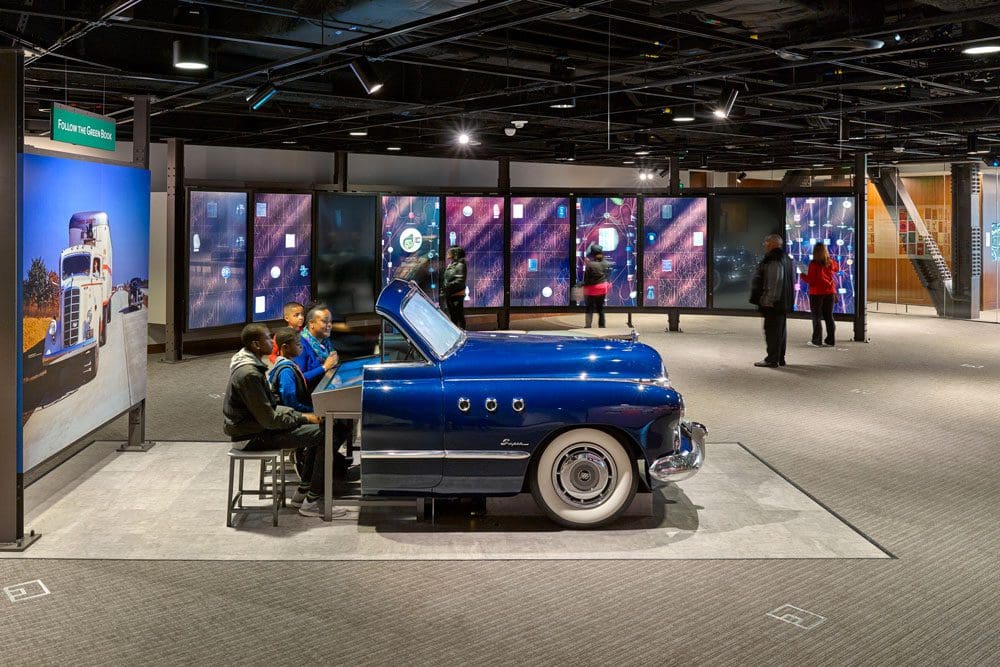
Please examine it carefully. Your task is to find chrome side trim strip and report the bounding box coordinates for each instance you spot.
[444,450,531,461]
[361,450,446,460]
[361,450,531,461]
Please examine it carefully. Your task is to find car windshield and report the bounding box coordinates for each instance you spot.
[62,253,92,279]
[400,289,463,358]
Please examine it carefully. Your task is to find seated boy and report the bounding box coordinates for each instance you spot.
[268,301,305,365]
[268,327,354,484]
[223,324,345,518]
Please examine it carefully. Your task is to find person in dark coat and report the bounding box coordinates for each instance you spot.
[582,243,611,328]
[750,234,795,368]
[223,324,345,518]
[443,245,468,328]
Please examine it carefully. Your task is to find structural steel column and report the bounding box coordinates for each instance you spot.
[498,156,511,192]
[854,153,868,342]
[950,163,982,319]
[0,49,30,548]
[334,150,348,192]
[164,139,184,361]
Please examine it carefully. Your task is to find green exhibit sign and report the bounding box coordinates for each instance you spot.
[51,103,116,151]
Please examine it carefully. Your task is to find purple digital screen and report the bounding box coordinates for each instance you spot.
[576,197,638,307]
[444,197,504,307]
[381,195,441,302]
[188,191,247,329]
[510,197,570,306]
[785,196,856,314]
[251,192,312,322]
[642,198,708,307]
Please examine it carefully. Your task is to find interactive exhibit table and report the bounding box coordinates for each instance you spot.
[311,356,370,521]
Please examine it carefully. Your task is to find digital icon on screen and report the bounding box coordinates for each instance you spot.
[192,234,201,253]
[598,227,618,251]
[492,203,500,218]
[513,203,524,219]
[542,286,552,298]
[221,266,231,282]
[399,227,423,253]
[206,201,218,218]
[285,233,296,248]
[462,205,473,217]
[299,264,309,277]
[256,202,267,217]
[646,286,655,300]
[693,231,704,247]
[449,231,457,246]
[527,258,538,271]
[556,204,568,218]
[255,296,266,313]
[661,204,673,219]
[270,266,281,279]
[662,259,672,272]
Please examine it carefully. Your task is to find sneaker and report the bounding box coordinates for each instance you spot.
[807,341,822,347]
[824,341,836,347]
[288,489,307,508]
[754,360,779,368]
[298,498,347,518]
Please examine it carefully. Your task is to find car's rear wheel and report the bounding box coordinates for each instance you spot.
[530,428,637,528]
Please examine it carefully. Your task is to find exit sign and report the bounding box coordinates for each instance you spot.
[51,103,116,151]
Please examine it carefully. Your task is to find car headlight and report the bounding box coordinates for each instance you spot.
[639,377,671,388]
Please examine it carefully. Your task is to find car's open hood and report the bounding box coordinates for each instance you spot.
[441,332,666,381]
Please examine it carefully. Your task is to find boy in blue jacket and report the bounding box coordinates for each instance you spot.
[269,327,352,498]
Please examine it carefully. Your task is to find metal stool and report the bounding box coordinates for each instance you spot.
[259,449,299,497]
[227,448,286,527]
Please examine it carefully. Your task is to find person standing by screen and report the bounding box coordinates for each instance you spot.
[750,234,794,367]
[443,245,467,328]
[583,243,610,328]
[800,241,840,347]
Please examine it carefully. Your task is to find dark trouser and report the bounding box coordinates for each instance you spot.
[761,306,787,364]
[809,293,835,345]
[446,294,466,329]
[238,424,327,497]
[585,295,606,328]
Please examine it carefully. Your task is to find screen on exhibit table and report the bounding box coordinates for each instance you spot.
[315,194,378,315]
[785,196,856,314]
[642,197,708,307]
[509,196,571,306]
[188,190,248,329]
[576,197,638,307]
[251,192,312,322]
[381,195,441,303]
[443,196,504,307]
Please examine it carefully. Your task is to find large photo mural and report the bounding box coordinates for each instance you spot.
[20,153,150,471]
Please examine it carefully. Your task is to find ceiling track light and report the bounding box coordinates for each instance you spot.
[172,6,209,70]
[968,133,988,155]
[246,83,278,111]
[736,171,747,183]
[672,104,695,122]
[550,84,576,109]
[349,58,383,95]
[713,87,739,119]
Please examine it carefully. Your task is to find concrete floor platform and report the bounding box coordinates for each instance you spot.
[6,440,888,561]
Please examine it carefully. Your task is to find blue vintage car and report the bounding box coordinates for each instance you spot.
[313,279,705,528]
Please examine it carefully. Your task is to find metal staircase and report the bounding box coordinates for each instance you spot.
[869,168,953,315]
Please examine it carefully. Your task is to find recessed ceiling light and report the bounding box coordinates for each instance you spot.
[458,133,470,145]
[672,104,696,122]
[349,129,368,137]
[281,140,296,145]
[387,146,402,151]
[635,150,650,156]
[622,160,635,164]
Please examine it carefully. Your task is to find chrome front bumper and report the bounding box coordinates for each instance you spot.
[649,421,707,484]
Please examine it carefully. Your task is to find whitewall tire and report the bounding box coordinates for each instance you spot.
[530,428,637,528]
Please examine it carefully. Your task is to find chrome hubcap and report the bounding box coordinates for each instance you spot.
[552,443,617,508]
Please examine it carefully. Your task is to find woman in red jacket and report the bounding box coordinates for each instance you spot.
[800,242,840,346]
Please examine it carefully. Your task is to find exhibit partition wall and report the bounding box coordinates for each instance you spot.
[315,193,378,315]
[381,195,441,302]
[576,196,638,307]
[20,152,150,472]
[982,171,1000,322]
[641,197,708,307]
[443,196,505,307]
[509,196,571,307]
[251,192,312,322]
[785,196,857,314]
[710,195,783,310]
[187,190,248,329]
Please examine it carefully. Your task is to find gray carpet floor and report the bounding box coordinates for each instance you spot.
[2,311,998,666]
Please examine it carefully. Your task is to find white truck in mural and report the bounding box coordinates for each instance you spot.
[42,211,114,380]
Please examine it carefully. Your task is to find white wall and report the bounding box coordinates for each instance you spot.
[511,161,645,189]
[348,153,499,188]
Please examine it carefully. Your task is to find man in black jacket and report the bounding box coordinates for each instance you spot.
[750,234,795,368]
[223,324,346,518]
[442,245,467,328]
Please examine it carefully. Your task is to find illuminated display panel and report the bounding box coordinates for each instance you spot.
[251,192,312,321]
[188,191,247,329]
[785,196,857,314]
[315,194,378,314]
[509,197,571,306]
[576,197,638,307]
[381,195,441,302]
[444,196,504,307]
[642,197,708,307]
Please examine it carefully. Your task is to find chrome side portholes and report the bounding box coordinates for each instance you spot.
[485,397,498,412]
[512,398,525,412]
[458,397,471,412]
